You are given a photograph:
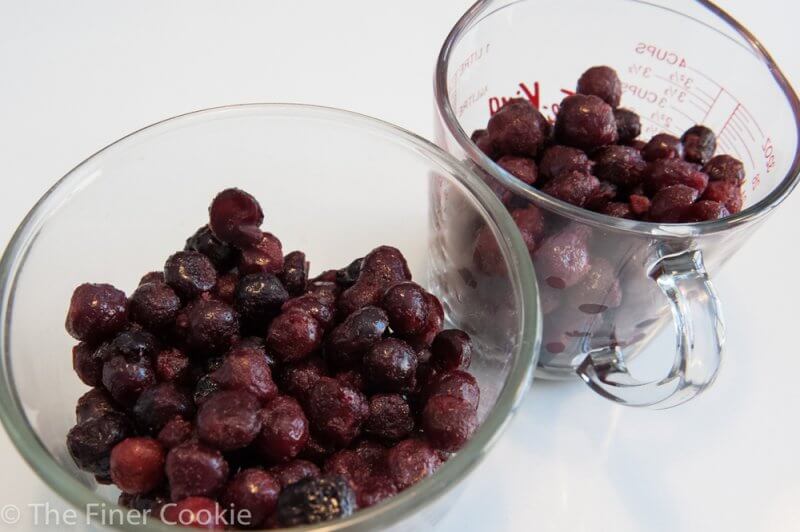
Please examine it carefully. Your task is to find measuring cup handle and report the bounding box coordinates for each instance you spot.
[576,249,725,409]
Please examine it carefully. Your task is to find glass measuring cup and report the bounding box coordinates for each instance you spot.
[434,0,800,408]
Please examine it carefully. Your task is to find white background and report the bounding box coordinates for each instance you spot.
[1,1,799,530]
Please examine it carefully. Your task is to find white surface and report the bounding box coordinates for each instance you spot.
[0,1,799,530]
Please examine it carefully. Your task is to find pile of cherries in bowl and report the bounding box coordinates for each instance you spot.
[65,188,481,529]
[471,65,746,223]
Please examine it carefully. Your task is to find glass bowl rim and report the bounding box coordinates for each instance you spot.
[434,0,800,238]
[0,103,541,531]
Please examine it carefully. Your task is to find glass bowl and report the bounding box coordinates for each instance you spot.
[0,104,539,531]
[434,0,800,407]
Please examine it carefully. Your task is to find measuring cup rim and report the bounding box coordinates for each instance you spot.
[434,0,800,238]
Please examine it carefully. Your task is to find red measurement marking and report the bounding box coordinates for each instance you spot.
[702,87,724,123]
[717,103,740,136]
[488,81,541,115]
[634,42,688,67]
[739,105,765,137]
[752,173,761,190]
[669,105,699,126]
[762,138,776,173]
[731,113,755,142]
[726,119,756,170]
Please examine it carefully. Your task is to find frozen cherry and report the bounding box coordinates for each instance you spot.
[642,133,683,161]
[356,475,398,508]
[701,179,743,214]
[76,387,118,424]
[601,201,634,219]
[585,181,618,211]
[472,225,505,276]
[158,417,194,449]
[194,376,221,407]
[338,246,411,316]
[133,382,194,433]
[73,342,104,386]
[538,145,593,182]
[474,206,544,274]
[534,224,592,289]
[279,357,327,404]
[427,370,480,411]
[336,257,364,289]
[326,306,389,368]
[542,170,600,207]
[185,225,237,272]
[431,330,472,371]
[154,347,190,383]
[511,205,546,253]
[280,251,309,296]
[704,154,745,183]
[323,450,372,489]
[275,476,356,526]
[645,158,709,195]
[270,460,321,488]
[67,412,133,476]
[239,231,284,275]
[497,155,538,186]
[568,257,622,313]
[629,194,652,217]
[197,390,261,451]
[472,128,497,159]
[307,377,367,447]
[364,338,417,393]
[487,98,549,158]
[212,271,238,303]
[336,369,366,393]
[234,273,289,330]
[118,490,167,514]
[208,188,264,248]
[422,395,477,452]
[686,200,731,221]
[681,125,716,165]
[256,395,310,463]
[613,108,641,143]
[283,294,335,330]
[102,353,156,407]
[185,299,239,355]
[403,292,444,349]
[593,145,647,188]
[305,280,339,307]
[267,309,323,363]
[110,437,165,495]
[221,468,281,528]
[554,94,618,150]
[164,251,217,300]
[166,440,229,501]
[366,394,414,441]
[110,329,160,359]
[649,184,700,222]
[66,283,128,342]
[380,282,429,335]
[210,347,278,403]
[130,282,181,332]
[577,65,622,107]
[161,497,226,529]
[386,439,441,491]
[139,271,165,286]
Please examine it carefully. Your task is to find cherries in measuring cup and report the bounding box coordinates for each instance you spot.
[65,188,483,529]
[470,65,747,358]
[471,65,746,223]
